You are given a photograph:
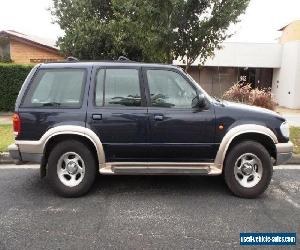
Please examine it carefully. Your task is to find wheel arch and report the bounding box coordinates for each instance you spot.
[43,134,100,166]
[15,125,106,177]
[214,124,278,171]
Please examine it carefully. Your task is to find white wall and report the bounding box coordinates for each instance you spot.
[174,42,282,68]
[173,41,300,109]
[272,41,300,109]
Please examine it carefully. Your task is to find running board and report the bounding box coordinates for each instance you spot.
[99,162,222,175]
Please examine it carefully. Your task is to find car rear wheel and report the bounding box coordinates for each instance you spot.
[224,141,273,198]
[48,140,97,197]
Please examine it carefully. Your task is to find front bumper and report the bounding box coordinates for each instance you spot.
[8,143,42,163]
[275,141,293,165]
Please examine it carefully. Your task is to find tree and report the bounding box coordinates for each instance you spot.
[51,0,249,67]
[172,0,250,70]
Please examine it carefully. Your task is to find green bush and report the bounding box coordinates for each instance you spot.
[0,64,33,111]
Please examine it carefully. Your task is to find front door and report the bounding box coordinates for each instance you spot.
[87,66,148,162]
[143,68,217,162]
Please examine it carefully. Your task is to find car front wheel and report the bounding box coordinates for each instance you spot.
[224,141,273,198]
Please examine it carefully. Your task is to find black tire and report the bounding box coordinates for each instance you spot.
[224,140,273,198]
[47,140,97,197]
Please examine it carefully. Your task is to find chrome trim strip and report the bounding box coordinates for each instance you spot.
[15,125,106,165]
[214,124,278,171]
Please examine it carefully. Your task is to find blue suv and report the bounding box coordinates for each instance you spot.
[8,59,293,197]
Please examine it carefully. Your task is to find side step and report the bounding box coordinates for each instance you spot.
[100,162,216,175]
[114,166,209,174]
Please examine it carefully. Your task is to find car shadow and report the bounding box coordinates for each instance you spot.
[89,174,232,197]
[14,170,271,201]
[6,170,271,208]
[26,172,232,198]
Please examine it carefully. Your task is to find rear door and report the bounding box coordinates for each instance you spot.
[87,66,149,162]
[143,67,217,162]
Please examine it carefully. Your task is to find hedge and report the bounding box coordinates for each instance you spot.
[0,64,33,111]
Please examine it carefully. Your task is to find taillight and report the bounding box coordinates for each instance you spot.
[12,113,21,136]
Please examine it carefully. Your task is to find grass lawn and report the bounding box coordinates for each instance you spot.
[290,126,300,155]
[0,124,299,155]
[0,124,14,152]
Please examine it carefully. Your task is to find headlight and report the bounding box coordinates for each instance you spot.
[280,122,289,138]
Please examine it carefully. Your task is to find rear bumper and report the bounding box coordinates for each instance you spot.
[8,143,42,163]
[275,141,293,165]
[8,144,21,161]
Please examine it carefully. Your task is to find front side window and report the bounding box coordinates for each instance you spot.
[146,69,197,108]
[95,68,141,107]
[22,68,86,108]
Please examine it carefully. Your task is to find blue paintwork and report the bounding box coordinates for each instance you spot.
[14,61,288,163]
[213,100,287,143]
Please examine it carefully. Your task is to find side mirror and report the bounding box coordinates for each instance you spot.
[192,93,206,109]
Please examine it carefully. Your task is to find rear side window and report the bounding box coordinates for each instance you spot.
[22,68,86,108]
[95,68,141,107]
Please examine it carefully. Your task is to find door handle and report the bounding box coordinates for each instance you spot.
[154,114,164,121]
[92,114,102,120]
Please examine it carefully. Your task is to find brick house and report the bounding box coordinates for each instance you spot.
[0,30,63,64]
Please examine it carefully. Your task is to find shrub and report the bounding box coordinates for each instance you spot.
[223,83,276,110]
[249,88,276,110]
[222,83,252,103]
[0,64,33,111]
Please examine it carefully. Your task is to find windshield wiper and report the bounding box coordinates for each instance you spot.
[42,102,61,107]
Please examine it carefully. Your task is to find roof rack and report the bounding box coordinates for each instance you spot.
[63,56,134,62]
[117,56,131,61]
[66,56,79,62]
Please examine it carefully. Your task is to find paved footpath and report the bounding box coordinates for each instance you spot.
[0,164,299,249]
[282,114,300,127]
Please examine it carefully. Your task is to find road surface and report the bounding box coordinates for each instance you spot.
[0,164,299,249]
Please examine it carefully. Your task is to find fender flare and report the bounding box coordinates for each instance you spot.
[214,124,278,170]
[16,125,106,165]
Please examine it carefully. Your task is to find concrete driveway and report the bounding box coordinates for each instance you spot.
[0,164,299,249]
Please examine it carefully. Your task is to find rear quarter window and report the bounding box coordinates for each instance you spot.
[22,68,86,108]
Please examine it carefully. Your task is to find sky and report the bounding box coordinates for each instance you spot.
[0,0,300,44]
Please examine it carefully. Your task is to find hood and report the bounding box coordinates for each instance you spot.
[219,100,284,120]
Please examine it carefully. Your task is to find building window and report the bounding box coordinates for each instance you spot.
[30,58,60,63]
[238,68,273,89]
[189,66,274,97]
[0,37,11,62]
